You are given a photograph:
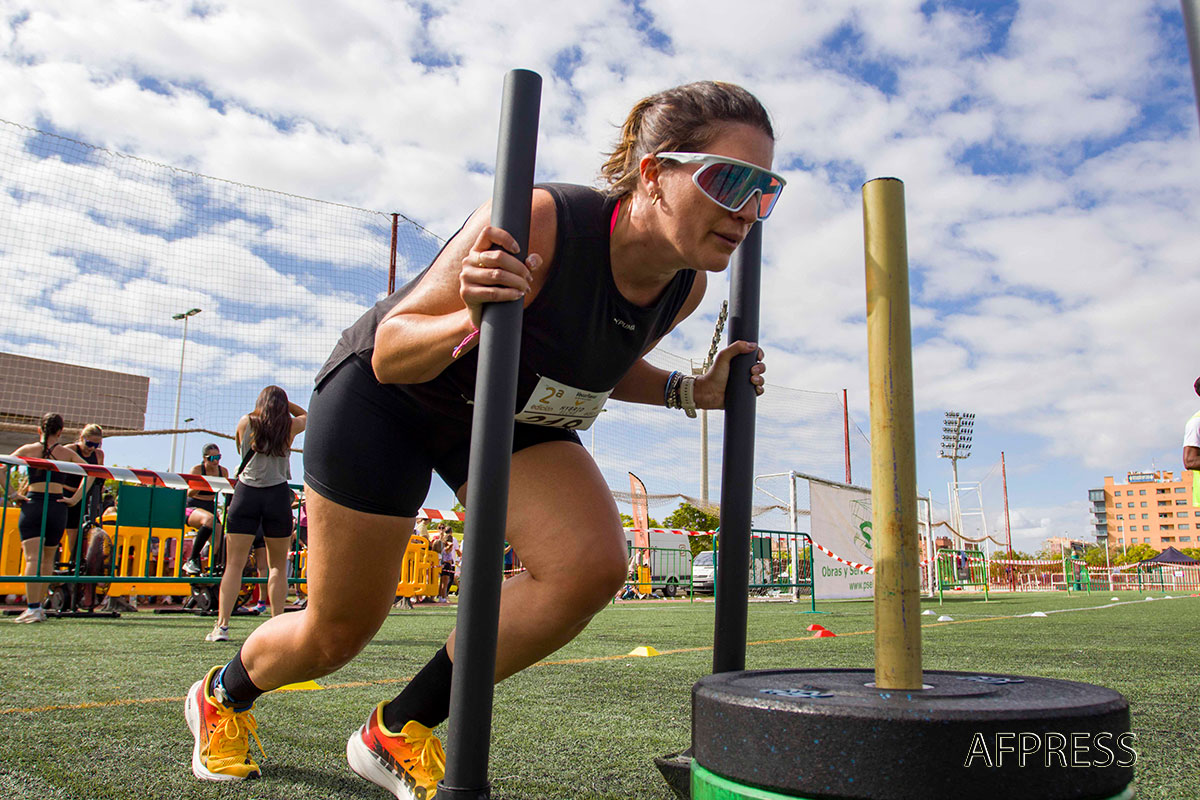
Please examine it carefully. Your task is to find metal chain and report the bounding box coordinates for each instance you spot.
[701,300,728,372]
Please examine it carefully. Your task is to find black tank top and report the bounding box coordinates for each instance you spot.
[316,183,697,423]
[60,445,99,491]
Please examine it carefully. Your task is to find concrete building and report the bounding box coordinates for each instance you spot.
[1089,470,1197,553]
[0,352,148,452]
[1042,536,1088,557]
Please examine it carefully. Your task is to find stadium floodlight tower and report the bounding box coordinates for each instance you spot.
[939,410,974,534]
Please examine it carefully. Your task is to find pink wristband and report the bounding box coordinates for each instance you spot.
[452,327,480,358]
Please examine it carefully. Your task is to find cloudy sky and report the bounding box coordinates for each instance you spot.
[1,0,1198,553]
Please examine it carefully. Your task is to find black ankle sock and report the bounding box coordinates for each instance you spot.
[213,650,264,711]
[382,646,453,731]
[191,525,212,560]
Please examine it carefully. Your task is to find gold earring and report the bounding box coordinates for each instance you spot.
[650,192,660,206]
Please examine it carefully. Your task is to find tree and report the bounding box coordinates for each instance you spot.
[662,503,719,557]
[1181,547,1200,562]
[1081,545,1109,568]
[1113,543,1157,566]
[663,502,719,533]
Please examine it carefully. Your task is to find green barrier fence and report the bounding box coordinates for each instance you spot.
[695,530,815,611]
[1063,555,1092,596]
[625,543,694,600]
[936,548,989,604]
[0,462,308,615]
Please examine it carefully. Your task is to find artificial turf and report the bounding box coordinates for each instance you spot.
[0,591,1196,799]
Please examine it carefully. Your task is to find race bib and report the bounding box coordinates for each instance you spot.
[514,376,610,431]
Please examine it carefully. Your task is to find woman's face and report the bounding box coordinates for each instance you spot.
[81,435,102,453]
[204,449,222,465]
[650,122,776,273]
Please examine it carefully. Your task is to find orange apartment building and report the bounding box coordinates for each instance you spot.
[1089,470,1197,552]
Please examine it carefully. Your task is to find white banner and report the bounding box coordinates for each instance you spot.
[810,481,874,599]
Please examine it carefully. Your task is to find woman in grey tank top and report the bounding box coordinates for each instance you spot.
[206,385,306,642]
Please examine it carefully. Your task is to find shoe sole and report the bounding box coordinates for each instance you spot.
[185,679,255,782]
[346,725,428,800]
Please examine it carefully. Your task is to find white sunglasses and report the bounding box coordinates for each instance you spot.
[656,152,786,220]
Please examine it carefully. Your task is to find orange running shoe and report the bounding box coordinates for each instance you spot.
[184,665,265,781]
[346,701,446,800]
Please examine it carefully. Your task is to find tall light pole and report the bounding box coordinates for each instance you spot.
[939,410,974,536]
[170,308,201,472]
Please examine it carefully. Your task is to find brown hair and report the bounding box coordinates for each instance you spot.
[39,412,64,457]
[247,385,292,457]
[600,81,775,198]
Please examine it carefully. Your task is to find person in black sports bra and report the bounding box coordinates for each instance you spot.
[181,443,229,576]
[9,413,89,624]
[187,81,780,793]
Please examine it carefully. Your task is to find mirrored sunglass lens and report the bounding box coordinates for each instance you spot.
[85,441,101,447]
[696,162,782,219]
[695,162,756,209]
[758,182,783,218]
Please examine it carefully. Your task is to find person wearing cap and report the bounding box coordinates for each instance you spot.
[1183,376,1200,508]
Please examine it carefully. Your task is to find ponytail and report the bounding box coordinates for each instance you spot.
[600,81,774,199]
[38,412,64,458]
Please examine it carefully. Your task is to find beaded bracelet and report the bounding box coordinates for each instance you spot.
[664,370,682,407]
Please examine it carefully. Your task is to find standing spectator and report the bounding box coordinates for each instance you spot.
[61,424,105,565]
[9,413,88,623]
[1183,376,1200,507]
[182,444,229,576]
[435,525,459,603]
[205,387,305,642]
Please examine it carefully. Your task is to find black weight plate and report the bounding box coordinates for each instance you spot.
[692,669,1132,800]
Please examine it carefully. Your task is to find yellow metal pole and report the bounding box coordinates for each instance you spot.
[863,177,922,690]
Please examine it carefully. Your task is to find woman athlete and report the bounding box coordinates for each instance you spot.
[186,80,781,798]
[204,386,305,642]
[10,413,88,623]
[182,443,229,577]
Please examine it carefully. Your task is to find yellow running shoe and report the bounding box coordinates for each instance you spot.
[346,701,446,800]
[184,666,266,781]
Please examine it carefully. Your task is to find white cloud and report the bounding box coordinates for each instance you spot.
[0,0,1197,529]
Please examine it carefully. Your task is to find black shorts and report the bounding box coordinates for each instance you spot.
[226,483,294,538]
[441,564,456,577]
[64,499,85,533]
[304,355,582,518]
[18,495,68,545]
[186,496,216,515]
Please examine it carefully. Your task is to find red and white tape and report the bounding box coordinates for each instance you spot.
[0,454,237,493]
[813,541,875,573]
[624,527,717,537]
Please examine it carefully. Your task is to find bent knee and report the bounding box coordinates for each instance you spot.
[576,548,629,611]
[304,619,377,674]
